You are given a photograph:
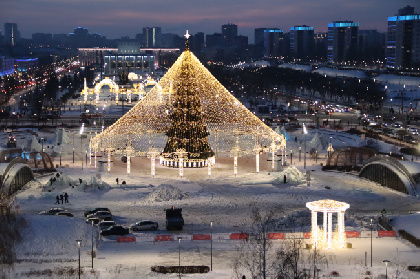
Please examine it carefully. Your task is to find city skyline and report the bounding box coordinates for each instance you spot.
[1,0,418,42]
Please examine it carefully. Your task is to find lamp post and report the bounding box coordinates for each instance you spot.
[383,260,390,279]
[303,123,307,169]
[290,150,293,165]
[76,239,82,279]
[178,238,181,279]
[299,146,301,162]
[370,218,373,267]
[210,221,213,271]
[91,221,94,268]
[73,133,75,163]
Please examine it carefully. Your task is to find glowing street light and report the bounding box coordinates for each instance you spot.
[76,239,82,279]
[383,260,390,279]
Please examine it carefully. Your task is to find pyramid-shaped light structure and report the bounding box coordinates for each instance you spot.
[90,40,285,157]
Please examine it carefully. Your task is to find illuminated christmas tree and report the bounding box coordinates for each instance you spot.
[162,35,214,165]
[90,31,285,169]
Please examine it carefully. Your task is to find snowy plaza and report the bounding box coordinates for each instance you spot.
[2,43,420,279]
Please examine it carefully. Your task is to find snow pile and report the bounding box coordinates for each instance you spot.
[144,184,188,202]
[53,128,71,146]
[43,173,76,191]
[307,132,327,150]
[272,166,306,184]
[29,135,42,152]
[83,176,111,191]
[43,174,110,192]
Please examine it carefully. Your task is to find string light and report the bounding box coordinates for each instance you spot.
[90,33,285,170]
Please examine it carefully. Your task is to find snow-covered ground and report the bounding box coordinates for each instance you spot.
[2,87,420,278]
[1,124,418,278]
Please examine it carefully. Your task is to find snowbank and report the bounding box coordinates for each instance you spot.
[143,184,189,202]
[43,173,110,192]
[272,166,306,184]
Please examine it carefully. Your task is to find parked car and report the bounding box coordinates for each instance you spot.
[130,220,159,231]
[87,211,112,219]
[392,123,402,128]
[86,217,102,225]
[99,221,116,231]
[39,208,65,215]
[56,212,73,217]
[403,135,419,144]
[100,226,129,236]
[84,208,111,217]
[410,128,419,135]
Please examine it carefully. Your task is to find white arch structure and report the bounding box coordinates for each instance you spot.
[82,77,149,105]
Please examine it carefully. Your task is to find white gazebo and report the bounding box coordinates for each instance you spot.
[306,199,350,250]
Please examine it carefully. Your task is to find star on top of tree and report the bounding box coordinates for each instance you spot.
[184,30,191,40]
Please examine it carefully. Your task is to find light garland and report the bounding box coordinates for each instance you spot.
[90,35,286,168]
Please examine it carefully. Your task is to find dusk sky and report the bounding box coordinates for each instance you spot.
[1,0,418,42]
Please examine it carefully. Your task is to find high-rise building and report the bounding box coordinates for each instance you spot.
[386,6,420,70]
[255,28,267,47]
[290,25,314,61]
[191,32,205,52]
[222,23,238,47]
[206,33,223,48]
[327,21,359,63]
[264,28,283,57]
[4,23,20,46]
[143,27,162,48]
[314,33,328,61]
[358,30,385,63]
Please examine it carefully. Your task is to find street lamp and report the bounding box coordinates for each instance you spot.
[91,221,94,268]
[290,150,293,165]
[210,221,213,271]
[370,218,373,267]
[383,260,390,279]
[178,238,181,279]
[299,146,301,162]
[303,123,307,169]
[76,239,82,279]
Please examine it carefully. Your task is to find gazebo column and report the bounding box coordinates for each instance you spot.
[94,147,97,168]
[328,212,333,250]
[323,211,327,241]
[256,153,259,173]
[311,210,318,245]
[208,158,211,177]
[338,211,345,248]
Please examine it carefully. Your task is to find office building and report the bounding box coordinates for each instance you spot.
[290,26,314,61]
[358,30,385,63]
[0,56,14,76]
[386,6,420,70]
[264,28,284,58]
[4,23,20,46]
[327,21,359,63]
[314,32,328,61]
[222,23,238,47]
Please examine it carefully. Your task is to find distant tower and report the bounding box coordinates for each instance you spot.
[143,27,162,47]
[4,22,20,46]
[386,6,420,70]
[327,21,359,63]
[290,26,314,61]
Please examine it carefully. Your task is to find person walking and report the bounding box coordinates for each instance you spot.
[64,192,69,203]
[55,195,60,204]
[60,194,64,204]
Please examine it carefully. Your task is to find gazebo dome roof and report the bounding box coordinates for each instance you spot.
[306,199,350,212]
